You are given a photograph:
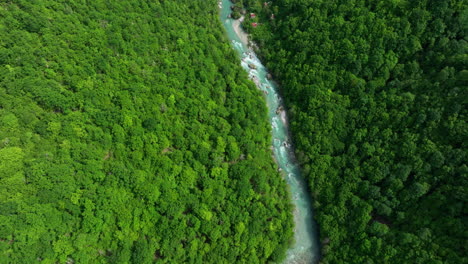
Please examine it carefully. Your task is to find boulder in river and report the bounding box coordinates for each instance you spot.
[276,105,284,114]
[267,73,272,80]
[248,63,257,70]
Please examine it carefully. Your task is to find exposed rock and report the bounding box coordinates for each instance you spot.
[276,105,283,114]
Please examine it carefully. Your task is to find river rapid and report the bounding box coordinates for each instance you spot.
[219,1,320,263]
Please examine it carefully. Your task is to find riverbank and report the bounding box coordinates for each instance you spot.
[232,16,249,46]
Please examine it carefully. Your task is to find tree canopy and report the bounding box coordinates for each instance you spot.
[0,1,293,263]
[245,0,467,263]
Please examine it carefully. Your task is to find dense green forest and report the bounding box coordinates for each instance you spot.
[0,1,294,263]
[244,0,467,263]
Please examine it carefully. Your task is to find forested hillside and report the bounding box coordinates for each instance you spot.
[246,0,467,263]
[0,1,294,263]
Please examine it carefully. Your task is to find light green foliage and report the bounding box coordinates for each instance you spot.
[248,0,467,263]
[0,0,293,263]
[0,147,24,177]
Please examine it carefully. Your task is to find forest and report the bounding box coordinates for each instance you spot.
[0,0,295,263]
[244,0,467,263]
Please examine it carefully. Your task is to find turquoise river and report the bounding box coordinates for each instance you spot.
[220,1,320,263]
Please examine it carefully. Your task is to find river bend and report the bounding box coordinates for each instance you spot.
[219,1,320,263]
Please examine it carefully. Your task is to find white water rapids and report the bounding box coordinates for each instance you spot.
[219,1,320,263]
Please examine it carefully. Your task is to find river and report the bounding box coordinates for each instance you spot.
[219,1,320,263]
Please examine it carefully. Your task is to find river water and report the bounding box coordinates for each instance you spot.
[219,1,320,263]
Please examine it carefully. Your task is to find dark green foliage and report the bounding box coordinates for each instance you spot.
[249,0,467,263]
[0,0,293,263]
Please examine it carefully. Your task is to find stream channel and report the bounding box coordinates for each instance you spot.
[219,1,320,263]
